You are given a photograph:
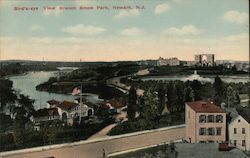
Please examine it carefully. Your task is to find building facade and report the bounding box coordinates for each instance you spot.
[229,115,250,151]
[194,54,215,66]
[157,57,180,66]
[32,108,60,123]
[185,101,226,143]
[56,100,94,125]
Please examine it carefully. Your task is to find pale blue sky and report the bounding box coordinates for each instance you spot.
[0,0,249,61]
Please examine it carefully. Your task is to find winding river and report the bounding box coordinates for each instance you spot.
[8,70,102,110]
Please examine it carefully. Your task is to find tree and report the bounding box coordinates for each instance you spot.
[140,90,158,121]
[235,92,240,105]
[184,86,195,102]
[190,80,202,101]
[157,82,166,115]
[166,81,178,113]
[213,76,224,106]
[12,94,34,146]
[0,79,17,112]
[127,86,137,121]
[226,86,236,107]
[175,82,185,112]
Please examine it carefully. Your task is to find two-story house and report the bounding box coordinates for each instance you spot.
[185,101,227,143]
[228,112,250,151]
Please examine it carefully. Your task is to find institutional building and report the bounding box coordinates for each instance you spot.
[185,101,226,143]
[194,54,215,66]
[157,57,180,66]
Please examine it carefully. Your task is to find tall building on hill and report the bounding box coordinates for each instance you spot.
[194,54,215,66]
[157,57,180,66]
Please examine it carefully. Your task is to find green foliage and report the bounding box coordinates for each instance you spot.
[213,75,225,106]
[184,86,194,102]
[0,79,17,112]
[157,82,167,114]
[140,90,158,120]
[127,86,138,121]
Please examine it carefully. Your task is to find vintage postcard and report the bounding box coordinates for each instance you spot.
[0,0,249,158]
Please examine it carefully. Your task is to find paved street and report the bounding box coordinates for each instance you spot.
[0,125,185,158]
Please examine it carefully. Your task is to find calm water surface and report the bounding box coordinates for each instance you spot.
[9,71,102,110]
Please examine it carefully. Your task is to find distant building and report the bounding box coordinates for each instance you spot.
[157,57,180,66]
[185,101,226,143]
[194,54,215,66]
[228,110,250,151]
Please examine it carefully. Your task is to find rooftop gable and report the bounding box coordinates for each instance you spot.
[33,108,59,118]
[186,101,226,113]
[58,100,79,111]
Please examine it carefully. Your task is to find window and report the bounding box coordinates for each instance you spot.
[208,128,215,135]
[199,115,206,123]
[234,140,237,146]
[199,128,206,135]
[234,128,237,134]
[207,115,214,123]
[242,128,245,134]
[216,115,223,123]
[242,140,246,147]
[238,119,241,123]
[216,127,222,136]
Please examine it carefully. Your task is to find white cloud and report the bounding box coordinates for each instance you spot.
[30,24,44,31]
[163,25,201,36]
[155,3,170,15]
[0,1,19,6]
[224,33,249,43]
[43,6,63,16]
[223,10,248,25]
[173,0,192,4]
[121,27,144,36]
[62,24,106,36]
[114,9,140,19]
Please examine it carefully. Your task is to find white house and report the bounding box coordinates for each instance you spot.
[32,108,60,123]
[229,114,250,151]
[56,100,94,125]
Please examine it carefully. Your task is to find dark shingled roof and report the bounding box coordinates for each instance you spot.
[33,108,59,118]
[47,99,60,105]
[186,101,226,113]
[58,100,79,111]
[238,110,250,123]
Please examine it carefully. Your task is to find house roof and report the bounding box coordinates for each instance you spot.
[58,100,79,111]
[33,108,59,118]
[238,110,250,123]
[47,99,60,105]
[186,101,226,113]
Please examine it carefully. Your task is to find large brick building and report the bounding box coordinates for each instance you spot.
[185,101,226,143]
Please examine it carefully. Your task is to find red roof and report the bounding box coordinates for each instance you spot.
[186,101,226,113]
[58,100,79,111]
[33,108,59,118]
[47,99,60,105]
